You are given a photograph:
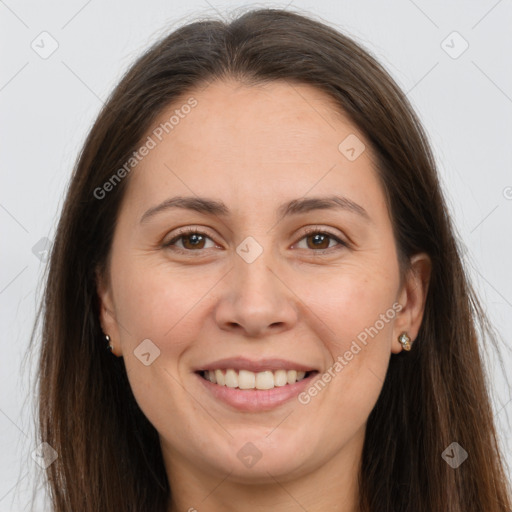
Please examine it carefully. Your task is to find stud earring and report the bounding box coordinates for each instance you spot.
[398,332,412,351]
[105,334,113,352]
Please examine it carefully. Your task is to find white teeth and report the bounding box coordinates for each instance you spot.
[224,369,238,388]
[238,369,255,389]
[202,368,310,389]
[214,369,225,386]
[255,371,274,390]
[274,369,288,387]
[286,370,297,385]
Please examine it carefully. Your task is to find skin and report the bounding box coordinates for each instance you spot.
[97,79,431,512]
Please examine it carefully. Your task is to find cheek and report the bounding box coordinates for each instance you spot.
[110,259,210,433]
[112,258,218,345]
[295,261,398,416]
[298,260,399,351]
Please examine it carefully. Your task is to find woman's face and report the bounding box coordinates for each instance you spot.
[98,79,429,488]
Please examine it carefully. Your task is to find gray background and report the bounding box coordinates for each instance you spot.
[1,0,511,509]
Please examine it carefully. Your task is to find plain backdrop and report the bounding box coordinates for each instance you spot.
[1,0,511,509]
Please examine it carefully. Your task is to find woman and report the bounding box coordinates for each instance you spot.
[32,7,511,511]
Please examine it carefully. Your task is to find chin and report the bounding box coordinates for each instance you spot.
[201,433,316,483]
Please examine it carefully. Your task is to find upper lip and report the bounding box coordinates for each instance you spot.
[195,357,318,373]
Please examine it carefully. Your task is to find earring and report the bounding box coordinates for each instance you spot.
[398,332,412,351]
[105,334,113,352]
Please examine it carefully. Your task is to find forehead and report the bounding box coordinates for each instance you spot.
[121,79,385,221]
[153,79,360,162]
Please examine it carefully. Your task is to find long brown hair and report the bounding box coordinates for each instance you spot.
[30,7,511,511]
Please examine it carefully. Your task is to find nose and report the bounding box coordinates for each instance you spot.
[214,247,299,338]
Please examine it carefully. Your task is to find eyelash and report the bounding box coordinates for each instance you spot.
[162,226,348,255]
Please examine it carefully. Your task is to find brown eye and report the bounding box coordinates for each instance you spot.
[180,233,206,250]
[305,232,331,250]
[164,229,216,252]
[296,229,346,251]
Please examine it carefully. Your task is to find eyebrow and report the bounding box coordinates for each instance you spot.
[140,194,371,224]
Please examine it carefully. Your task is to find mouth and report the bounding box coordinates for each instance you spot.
[195,368,318,390]
[194,368,320,412]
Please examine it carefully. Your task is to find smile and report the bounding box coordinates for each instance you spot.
[198,368,315,390]
[195,369,320,412]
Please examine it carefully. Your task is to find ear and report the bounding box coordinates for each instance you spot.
[95,266,122,356]
[391,252,432,353]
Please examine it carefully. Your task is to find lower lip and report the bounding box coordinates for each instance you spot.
[195,372,318,412]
